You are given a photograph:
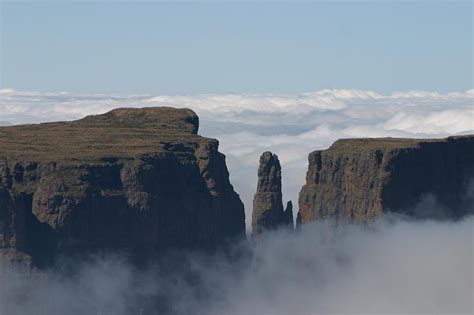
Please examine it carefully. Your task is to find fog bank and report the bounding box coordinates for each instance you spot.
[1,215,472,315]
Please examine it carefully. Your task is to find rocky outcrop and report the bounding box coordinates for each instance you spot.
[298,136,474,225]
[0,107,245,270]
[252,152,293,238]
[284,201,293,229]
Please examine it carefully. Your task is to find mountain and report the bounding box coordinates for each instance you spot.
[2,106,472,272]
[297,136,474,225]
[0,107,245,270]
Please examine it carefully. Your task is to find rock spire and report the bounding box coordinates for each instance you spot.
[251,152,293,238]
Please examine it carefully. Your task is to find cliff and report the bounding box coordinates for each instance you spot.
[252,152,293,238]
[0,107,245,270]
[298,136,474,224]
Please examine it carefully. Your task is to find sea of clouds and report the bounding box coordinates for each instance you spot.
[1,88,473,226]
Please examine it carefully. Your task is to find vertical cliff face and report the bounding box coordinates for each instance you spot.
[0,107,245,269]
[298,136,474,225]
[252,152,293,238]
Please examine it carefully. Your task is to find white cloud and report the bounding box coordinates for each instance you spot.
[383,109,474,134]
[0,88,16,94]
[1,88,473,227]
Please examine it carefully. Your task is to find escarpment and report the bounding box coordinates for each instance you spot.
[298,136,474,225]
[252,152,293,238]
[0,107,245,270]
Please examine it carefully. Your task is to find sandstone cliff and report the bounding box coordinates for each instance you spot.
[0,107,245,269]
[252,152,293,238]
[298,136,474,225]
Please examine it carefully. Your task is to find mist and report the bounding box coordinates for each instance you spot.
[1,214,472,315]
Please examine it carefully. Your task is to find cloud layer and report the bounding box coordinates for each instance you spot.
[1,88,473,227]
[1,216,473,315]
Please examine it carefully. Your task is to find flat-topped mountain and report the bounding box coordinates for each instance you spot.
[0,107,245,270]
[298,135,474,225]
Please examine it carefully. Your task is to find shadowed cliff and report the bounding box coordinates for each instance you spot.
[0,107,245,270]
[298,135,474,225]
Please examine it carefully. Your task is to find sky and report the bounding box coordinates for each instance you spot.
[1,1,472,94]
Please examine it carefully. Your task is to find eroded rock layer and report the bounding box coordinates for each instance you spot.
[298,136,474,225]
[0,107,245,269]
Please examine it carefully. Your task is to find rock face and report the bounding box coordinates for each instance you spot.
[284,201,294,229]
[0,107,245,269]
[298,136,474,225]
[252,152,293,238]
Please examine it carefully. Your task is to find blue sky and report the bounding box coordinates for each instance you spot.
[1,1,472,94]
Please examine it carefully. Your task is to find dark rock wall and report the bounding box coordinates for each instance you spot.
[0,108,245,269]
[298,136,474,225]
